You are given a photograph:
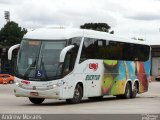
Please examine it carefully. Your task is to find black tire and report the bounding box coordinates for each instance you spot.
[88,96,103,100]
[66,84,83,104]
[123,82,132,99]
[29,98,45,104]
[131,82,138,98]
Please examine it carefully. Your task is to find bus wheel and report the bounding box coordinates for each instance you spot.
[29,98,45,104]
[131,82,138,98]
[123,82,132,99]
[66,84,82,104]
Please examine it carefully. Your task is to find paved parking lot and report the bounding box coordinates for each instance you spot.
[0,81,160,114]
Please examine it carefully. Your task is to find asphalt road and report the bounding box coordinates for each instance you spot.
[0,81,160,114]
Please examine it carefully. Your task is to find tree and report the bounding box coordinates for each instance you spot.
[80,23,114,33]
[0,21,27,46]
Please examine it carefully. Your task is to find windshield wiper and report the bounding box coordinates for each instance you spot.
[23,56,38,78]
[38,55,48,80]
[41,60,48,80]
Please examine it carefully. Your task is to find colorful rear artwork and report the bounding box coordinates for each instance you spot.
[101,60,150,95]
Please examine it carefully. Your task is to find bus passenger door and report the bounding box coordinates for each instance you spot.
[85,73,101,97]
[78,38,102,97]
[78,60,102,97]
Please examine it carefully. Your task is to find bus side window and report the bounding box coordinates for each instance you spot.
[94,39,106,59]
[80,38,94,63]
[134,44,150,61]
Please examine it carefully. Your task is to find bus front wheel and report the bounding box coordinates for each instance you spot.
[66,84,83,104]
[29,97,45,104]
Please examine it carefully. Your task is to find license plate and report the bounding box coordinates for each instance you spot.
[30,92,39,96]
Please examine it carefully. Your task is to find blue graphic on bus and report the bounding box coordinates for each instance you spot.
[37,70,43,77]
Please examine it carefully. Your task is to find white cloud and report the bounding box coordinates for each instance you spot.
[0,0,160,43]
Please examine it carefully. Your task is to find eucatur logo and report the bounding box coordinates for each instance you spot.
[89,63,98,71]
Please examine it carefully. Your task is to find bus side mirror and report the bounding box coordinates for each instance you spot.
[59,45,75,63]
[8,44,20,60]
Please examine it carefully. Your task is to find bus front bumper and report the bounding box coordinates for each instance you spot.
[14,85,61,99]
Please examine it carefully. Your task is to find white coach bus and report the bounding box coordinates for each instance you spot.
[8,28,150,104]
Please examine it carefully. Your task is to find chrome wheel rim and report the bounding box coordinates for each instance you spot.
[74,88,80,99]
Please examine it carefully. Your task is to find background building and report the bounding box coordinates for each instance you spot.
[151,43,160,77]
[0,47,17,75]
[0,47,10,74]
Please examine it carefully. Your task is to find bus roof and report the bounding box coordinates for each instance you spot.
[24,28,149,45]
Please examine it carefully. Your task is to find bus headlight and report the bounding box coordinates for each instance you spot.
[15,82,23,87]
[15,82,20,86]
[47,83,64,89]
[15,82,19,86]
[53,84,58,88]
[53,83,63,88]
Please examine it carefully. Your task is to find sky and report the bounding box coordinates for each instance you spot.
[0,0,160,45]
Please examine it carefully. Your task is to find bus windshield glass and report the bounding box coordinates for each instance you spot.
[16,39,66,80]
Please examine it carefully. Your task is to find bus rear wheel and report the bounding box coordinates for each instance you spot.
[66,84,82,104]
[123,82,132,99]
[131,82,138,98]
[116,82,132,99]
[29,98,45,104]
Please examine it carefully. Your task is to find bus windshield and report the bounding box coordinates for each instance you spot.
[16,39,66,81]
